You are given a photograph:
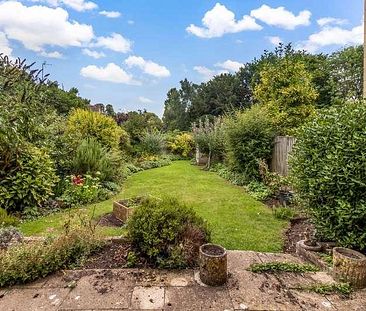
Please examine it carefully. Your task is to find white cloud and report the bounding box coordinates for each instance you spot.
[80,63,140,85]
[92,33,132,53]
[215,60,244,72]
[0,32,12,57]
[31,0,97,11]
[99,10,121,18]
[298,24,363,53]
[128,20,135,25]
[267,36,282,46]
[194,66,217,80]
[82,48,105,59]
[40,50,63,58]
[125,56,170,78]
[317,17,347,27]
[250,5,311,30]
[139,96,153,104]
[0,1,94,52]
[186,3,262,38]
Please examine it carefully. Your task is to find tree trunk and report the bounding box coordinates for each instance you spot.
[333,247,366,289]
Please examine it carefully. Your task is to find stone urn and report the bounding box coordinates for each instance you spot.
[333,247,366,289]
[199,243,227,286]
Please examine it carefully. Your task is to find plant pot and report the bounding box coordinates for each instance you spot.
[199,243,227,286]
[333,247,366,289]
[113,197,143,223]
[297,239,322,252]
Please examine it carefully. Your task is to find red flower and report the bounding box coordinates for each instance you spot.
[72,175,84,186]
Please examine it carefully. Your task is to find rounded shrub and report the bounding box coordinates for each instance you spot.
[224,105,275,182]
[0,145,57,213]
[290,102,366,251]
[127,197,210,268]
[66,108,126,150]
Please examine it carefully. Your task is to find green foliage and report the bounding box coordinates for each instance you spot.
[0,229,102,287]
[298,283,352,297]
[249,262,319,273]
[0,144,57,213]
[126,251,138,268]
[224,105,275,182]
[0,208,19,227]
[67,108,125,150]
[163,87,189,131]
[72,138,124,182]
[139,131,166,156]
[0,227,23,249]
[137,155,172,170]
[290,102,366,250]
[60,174,101,207]
[122,110,163,145]
[168,132,194,158]
[254,56,317,135]
[128,197,210,268]
[211,163,248,186]
[329,45,363,103]
[41,84,89,115]
[245,181,272,201]
[273,207,297,220]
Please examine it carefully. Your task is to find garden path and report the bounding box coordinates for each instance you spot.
[1,251,365,311]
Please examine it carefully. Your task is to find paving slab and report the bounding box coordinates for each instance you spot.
[256,252,305,264]
[0,287,70,311]
[227,250,261,272]
[165,286,234,310]
[288,290,336,310]
[133,269,195,287]
[131,286,165,309]
[59,272,132,310]
[228,269,301,311]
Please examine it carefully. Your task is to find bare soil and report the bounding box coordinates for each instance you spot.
[98,213,124,227]
[283,217,314,253]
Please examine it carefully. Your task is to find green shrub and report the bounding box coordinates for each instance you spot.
[210,163,247,186]
[0,227,23,249]
[273,207,297,220]
[0,144,57,214]
[128,197,210,268]
[0,208,19,227]
[137,155,172,170]
[72,138,124,182]
[225,105,275,182]
[0,229,101,287]
[290,102,366,250]
[66,108,125,150]
[168,132,194,158]
[139,131,166,156]
[245,181,272,201]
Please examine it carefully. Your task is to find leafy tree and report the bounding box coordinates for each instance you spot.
[122,110,163,145]
[41,84,89,115]
[329,45,363,102]
[105,104,116,117]
[163,88,186,131]
[254,56,318,135]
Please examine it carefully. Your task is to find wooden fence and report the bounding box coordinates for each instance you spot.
[270,136,295,176]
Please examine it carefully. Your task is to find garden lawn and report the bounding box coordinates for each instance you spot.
[20,161,287,252]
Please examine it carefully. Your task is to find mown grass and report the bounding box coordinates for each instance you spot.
[20,161,287,251]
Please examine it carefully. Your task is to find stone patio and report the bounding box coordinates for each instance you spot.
[1,251,365,310]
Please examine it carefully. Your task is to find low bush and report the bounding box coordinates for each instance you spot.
[128,197,210,268]
[290,102,366,251]
[245,181,272,201]
[210,163,247,186]
[60,174,101,207]
[0,228,102,287]
[136,155,172,170]
[224,105,275,182]
[0,208,19,227]
[0,144,58,214]
[72,138,125,182]
[273,207,297,220]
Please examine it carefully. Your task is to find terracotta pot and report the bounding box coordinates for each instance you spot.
[199,243,227,286]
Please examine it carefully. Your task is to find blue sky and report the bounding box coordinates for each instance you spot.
[0,0,363,116]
